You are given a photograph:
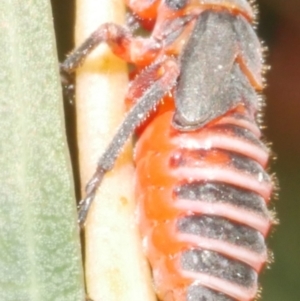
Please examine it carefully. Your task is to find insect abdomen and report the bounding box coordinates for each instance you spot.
[135,105,273,301]
[132,3,274,300]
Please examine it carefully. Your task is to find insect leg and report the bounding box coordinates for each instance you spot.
[60,23,162,74]
[78,57,180,226]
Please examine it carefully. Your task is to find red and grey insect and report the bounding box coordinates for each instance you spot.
[61,0,275,300]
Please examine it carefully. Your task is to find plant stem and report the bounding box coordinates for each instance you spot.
[74,1,156,300]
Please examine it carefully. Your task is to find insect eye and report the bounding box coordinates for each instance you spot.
[165,0,188,10]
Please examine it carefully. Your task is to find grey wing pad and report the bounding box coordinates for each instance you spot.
[174,11,261,129]
[234,14,263,87]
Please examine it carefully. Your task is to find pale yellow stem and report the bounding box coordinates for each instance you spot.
[74,1,157,301]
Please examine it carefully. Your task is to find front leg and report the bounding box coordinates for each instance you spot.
[60,23,163,75]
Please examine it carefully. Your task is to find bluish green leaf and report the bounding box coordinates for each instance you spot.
[0,1,85,300]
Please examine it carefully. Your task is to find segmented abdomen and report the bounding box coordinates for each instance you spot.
[135,105,273,301]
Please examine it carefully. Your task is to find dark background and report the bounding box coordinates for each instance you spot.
[50,1,300,300]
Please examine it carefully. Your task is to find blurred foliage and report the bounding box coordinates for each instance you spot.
[259,1,300,300]
[0,1,84,300]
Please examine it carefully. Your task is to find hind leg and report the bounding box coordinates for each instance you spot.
[78,57,180,225]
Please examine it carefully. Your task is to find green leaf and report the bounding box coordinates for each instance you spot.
[0,1,85,301]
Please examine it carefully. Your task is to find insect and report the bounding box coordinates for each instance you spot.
[61,0,275,300]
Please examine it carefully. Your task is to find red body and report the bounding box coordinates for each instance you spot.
[134,101,272,301]
[124,1,274,301]
[63,1,275,300]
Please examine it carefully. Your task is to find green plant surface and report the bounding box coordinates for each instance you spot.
[0,1,85,301]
